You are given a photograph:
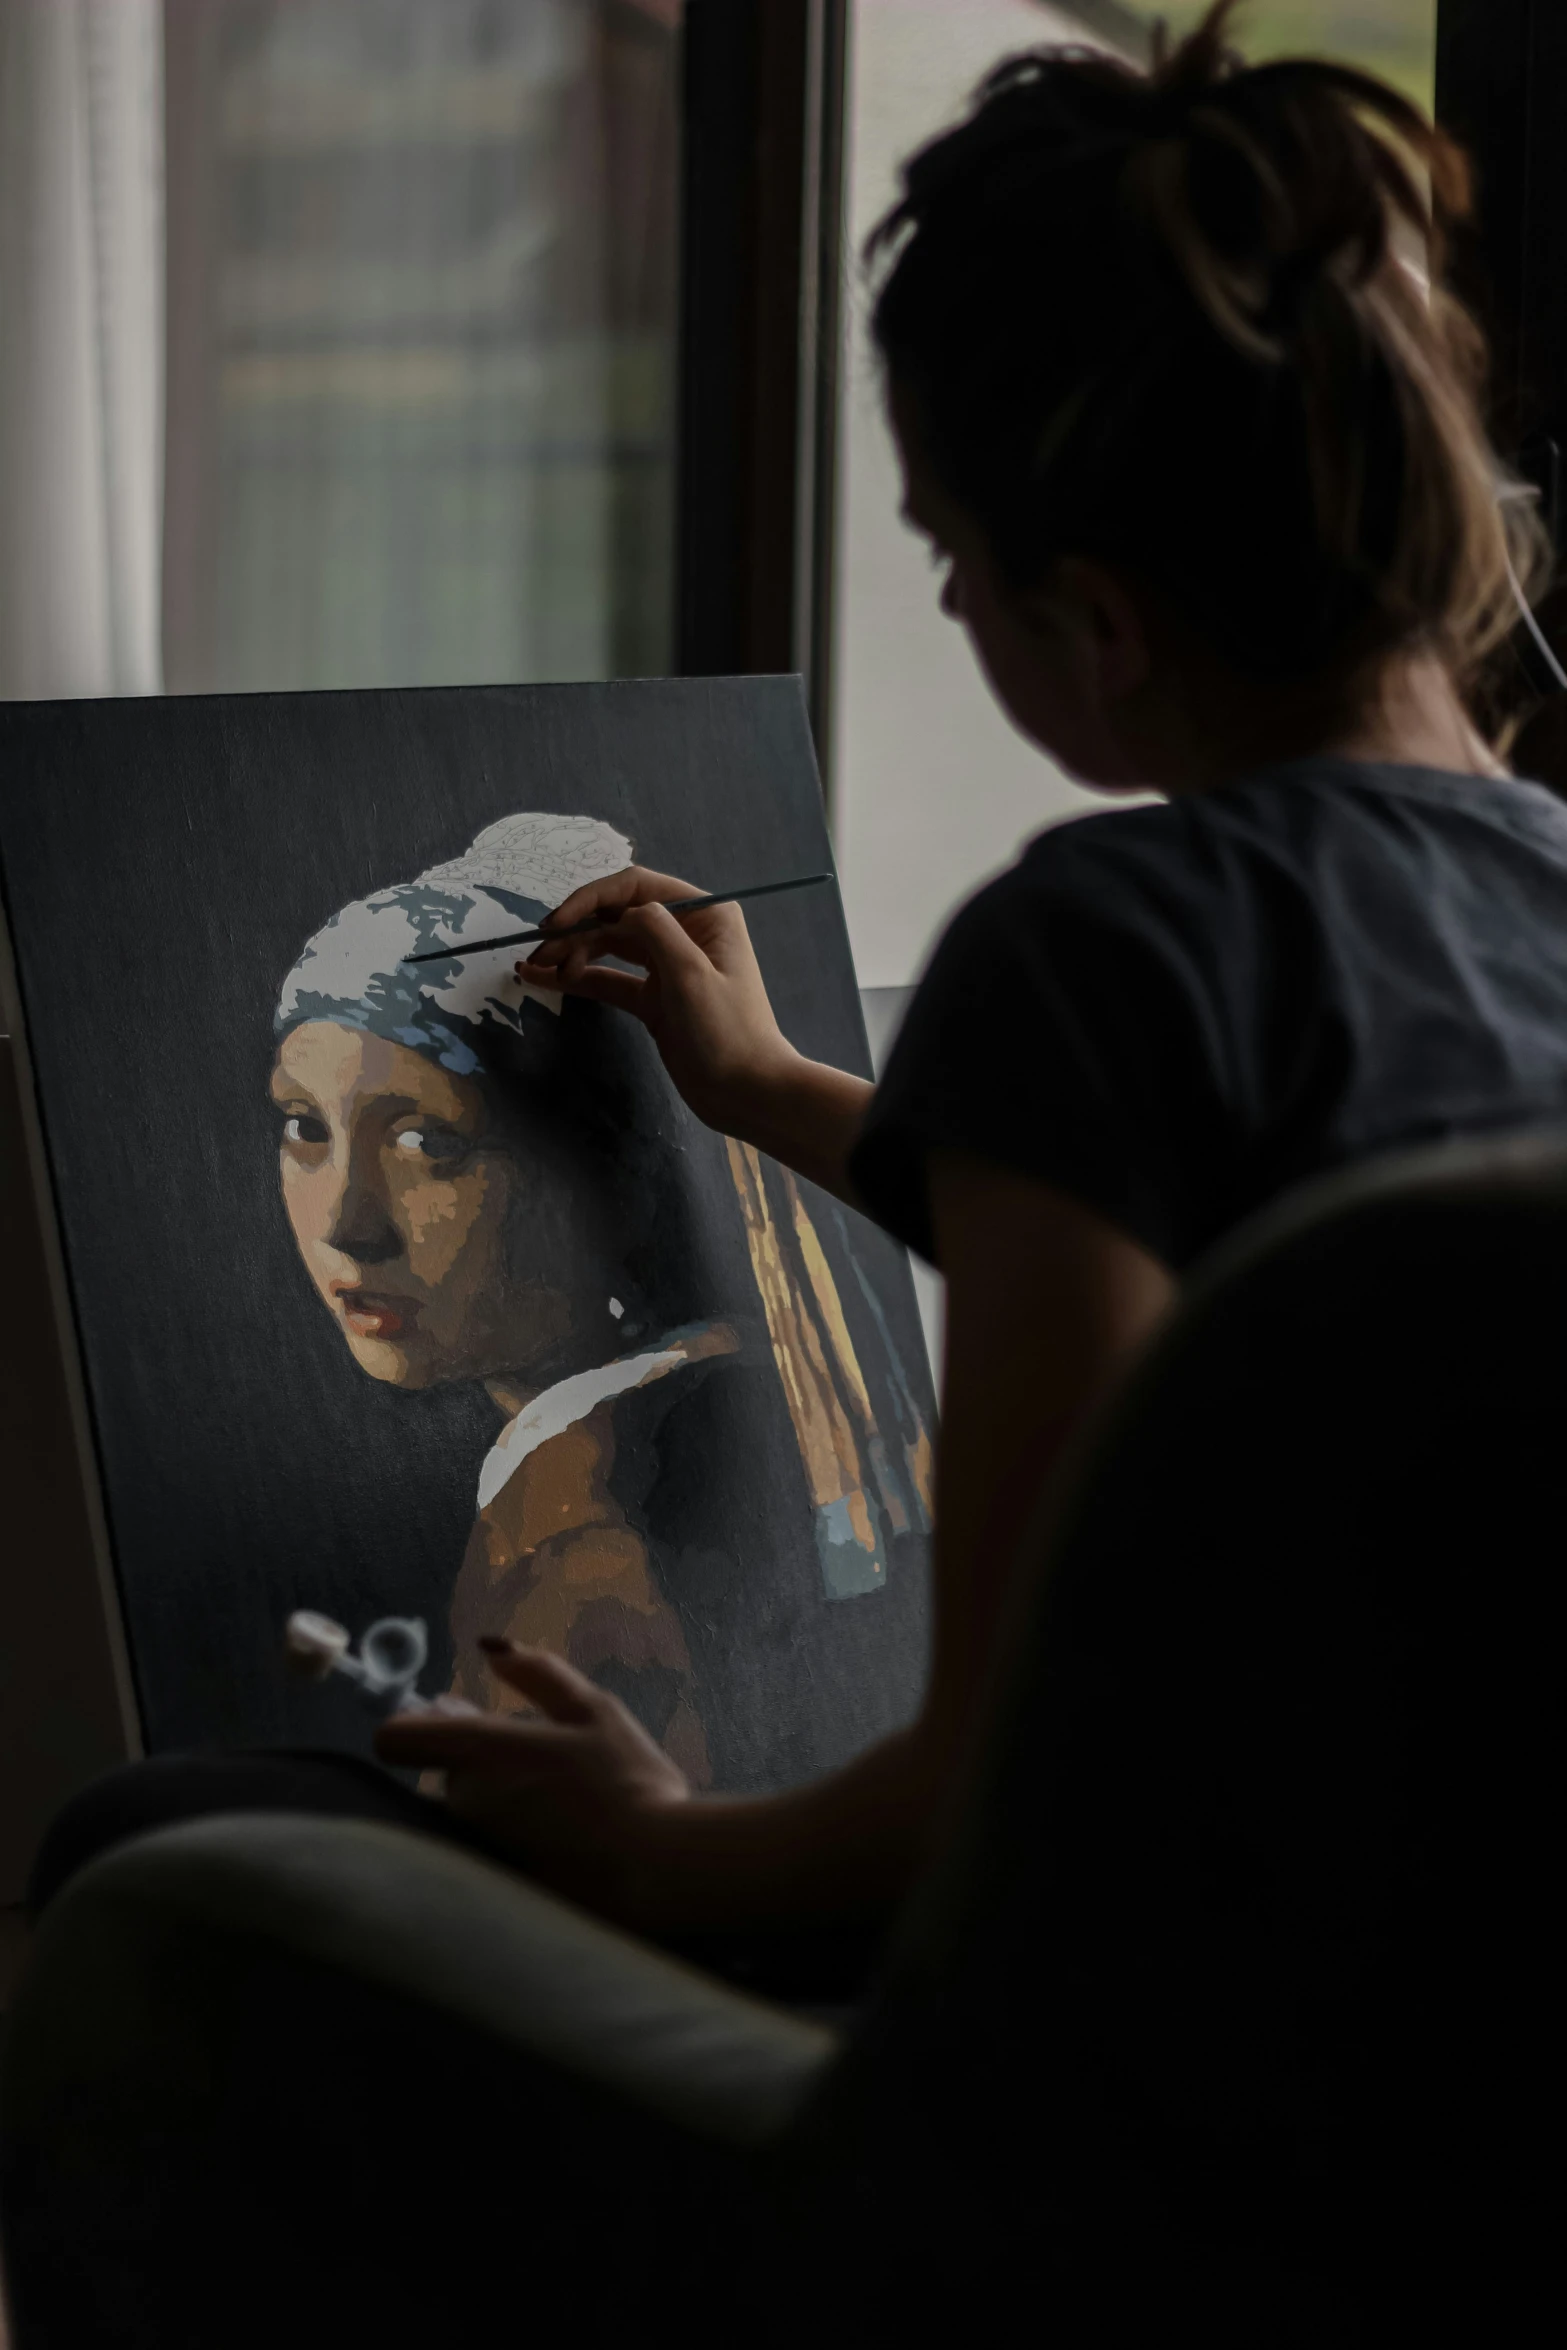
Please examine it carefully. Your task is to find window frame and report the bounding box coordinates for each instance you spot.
[675,0,847,760]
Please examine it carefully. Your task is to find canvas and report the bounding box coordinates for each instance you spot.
[0,678,932,1794]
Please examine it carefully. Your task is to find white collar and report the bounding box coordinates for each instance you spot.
[476,1333,700,1512]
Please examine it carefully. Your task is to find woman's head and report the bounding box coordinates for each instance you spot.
[271,813,658,1392]
[869,0,1544,780]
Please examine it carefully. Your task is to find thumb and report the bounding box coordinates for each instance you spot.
[478,1637,599,1724]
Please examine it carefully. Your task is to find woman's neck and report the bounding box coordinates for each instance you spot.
[1320,654,1507,779]
[1144,651,1507,798]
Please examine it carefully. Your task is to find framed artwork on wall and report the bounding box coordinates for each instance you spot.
[0,677,931,1858]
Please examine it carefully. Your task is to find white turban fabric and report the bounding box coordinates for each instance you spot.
[275,812,634,1075]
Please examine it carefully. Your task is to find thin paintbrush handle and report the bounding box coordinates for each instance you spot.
[402,871,832,964]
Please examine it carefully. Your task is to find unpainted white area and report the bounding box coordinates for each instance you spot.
[832,0,1134,988]
[420,812,634,909]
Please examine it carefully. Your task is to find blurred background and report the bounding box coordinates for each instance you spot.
[11,0,1549,1379]
[1137,1,1431,98]
[0,2,1439,975]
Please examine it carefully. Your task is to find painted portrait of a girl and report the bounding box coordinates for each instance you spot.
[269,811,932,1786]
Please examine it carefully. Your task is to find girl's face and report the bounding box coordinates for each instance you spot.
[270,1021,585,1390]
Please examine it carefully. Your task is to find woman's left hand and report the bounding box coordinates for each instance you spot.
[374,1639,692,1922]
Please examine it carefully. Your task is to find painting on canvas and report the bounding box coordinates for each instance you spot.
[0,679,932,1790]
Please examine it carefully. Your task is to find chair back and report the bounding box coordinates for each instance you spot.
[806,1133,1566,2341]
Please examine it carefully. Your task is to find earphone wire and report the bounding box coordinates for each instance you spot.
[1507,553,1567,694]
[1497,474,1567,694]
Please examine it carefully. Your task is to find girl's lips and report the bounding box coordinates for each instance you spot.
[335,1289,415,1340]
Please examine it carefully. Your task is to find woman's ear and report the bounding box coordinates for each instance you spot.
[1019,557,1152,710]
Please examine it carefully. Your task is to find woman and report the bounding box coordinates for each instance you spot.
[270,810,927,1788]
[378,3,1567,1932]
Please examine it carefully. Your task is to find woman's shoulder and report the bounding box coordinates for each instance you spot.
[934,798,1220,972]
[932,760,1567,973]
[985,760,1567,913]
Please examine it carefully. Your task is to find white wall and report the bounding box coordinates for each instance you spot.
[831,0,1128,988]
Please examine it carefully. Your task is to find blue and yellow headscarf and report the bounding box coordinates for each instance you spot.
[274,813,633,1075]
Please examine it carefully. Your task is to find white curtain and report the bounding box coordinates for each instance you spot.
[0,0,163,699]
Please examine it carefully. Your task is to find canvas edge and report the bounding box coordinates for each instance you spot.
[0,906,144,1894]
[765,672,883,1091]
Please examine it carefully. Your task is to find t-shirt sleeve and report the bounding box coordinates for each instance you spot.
[847,829,1238,1269]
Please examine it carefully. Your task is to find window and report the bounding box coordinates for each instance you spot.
[162,0,682,695]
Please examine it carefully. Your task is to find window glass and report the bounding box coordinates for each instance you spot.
[1129,3,1434,109]
[163,0,681,695]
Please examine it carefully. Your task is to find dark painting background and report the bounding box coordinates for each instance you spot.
[0,678,933,1783]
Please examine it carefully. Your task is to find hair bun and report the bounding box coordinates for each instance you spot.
[865,0,1546,714]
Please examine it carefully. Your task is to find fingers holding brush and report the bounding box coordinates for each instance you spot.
[519,871,799,1137]
[507,863,861,1191]
[524,864,749,982]
[526,861,689,947]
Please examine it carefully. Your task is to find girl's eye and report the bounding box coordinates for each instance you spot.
[282,1112,328,1147]
[393,1126,469,1166]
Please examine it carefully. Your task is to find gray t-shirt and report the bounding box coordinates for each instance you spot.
[850,760,1567,1270]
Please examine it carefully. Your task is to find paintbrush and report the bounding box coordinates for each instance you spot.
[402,871,832,964]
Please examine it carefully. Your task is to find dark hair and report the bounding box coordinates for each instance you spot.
[480,994,732,1343]
[867,0,1546,696]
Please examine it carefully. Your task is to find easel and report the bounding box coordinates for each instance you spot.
[0,1031,140,1959]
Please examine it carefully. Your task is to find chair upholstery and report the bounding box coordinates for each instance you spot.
[815,1124,1566,2340]
[1,1814,833,2346]
[4,1130,1563,2345]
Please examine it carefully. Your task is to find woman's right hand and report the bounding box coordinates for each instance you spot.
[520,865,802,1138]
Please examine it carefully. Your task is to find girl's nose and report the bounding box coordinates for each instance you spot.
[325,1176,401,1266]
